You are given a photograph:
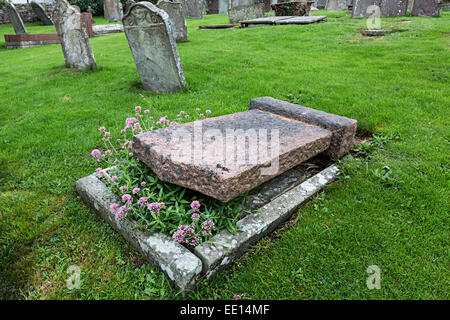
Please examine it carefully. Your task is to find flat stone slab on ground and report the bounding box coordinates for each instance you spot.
[92,24,124,36]
[240,15,326,27]
[132,97,356,202]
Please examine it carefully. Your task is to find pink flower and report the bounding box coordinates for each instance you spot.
[104,131,110,137]
[122,141,132,149]
[144,109,150,114]
[206,110,211,115]
[109,203,119,213]
[202,220,215,230]
[148,202,165,215]
[122,194,132,203]
[190,200,201,211]
[96,167,105,176]
[185,115,189,119]
[111,176,118,182]
[133,122,142,131]
[180,110,185,115]
[91,149,101,158]
[137,197,148,207]
[191,213,200,221]
[114,205,128,220]
[172,225,200,247]
[141,181,147,186]
[98,127,106,132]
[135,106,141,113]
[199,114,204,118]
[132,187,140,194]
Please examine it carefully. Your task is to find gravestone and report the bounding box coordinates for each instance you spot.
[31,1,54,26]
[158,1,188,42]
[125,0,136,14]
[53,0,96,69]
[412,0,440,16]
[229,4,265,24]
[271,1,311,16]
[186,0,203,18]
[5,2,27,34]
[104,0,123,22]
[326,0,349,11]
[352,0,380,18]
[132,97,356,202]
[123,2,186,93]
[316,0,328,8]
[380,0,408,16]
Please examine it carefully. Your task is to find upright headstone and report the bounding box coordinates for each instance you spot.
[326,0,349,11]
[158,1,188,42]
[407,0,414,11]
[125,0,136,14]
[5,2,27,35]
[53,0,96,69]
[31,1,54,26]
[352,0,380,18]
[104,0,123,22]
[218,0,229,13]
[316,0,328,9]
[380,0,408,16]
[229,4,264,24]
[186,0,203,18]
[123,2,186,93]
[412,0,440,16]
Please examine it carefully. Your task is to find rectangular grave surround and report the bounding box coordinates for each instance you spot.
[76,163,340,291]
[4,33,61,49]
[240,15,327,27]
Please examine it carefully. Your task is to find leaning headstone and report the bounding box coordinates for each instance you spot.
[5,2,27,34]
[412,0,440,17]
[123,2,186,93]
[186,0,203,18]
[125,0,136,14]
[31,1,54,26]
[229,4,264,24]
[158,1,188,42]
[53,0,96,69]
[104,0,123,22]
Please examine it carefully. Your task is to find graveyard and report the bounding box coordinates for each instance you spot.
[0,0,449,301]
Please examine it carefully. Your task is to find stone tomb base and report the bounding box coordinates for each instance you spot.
[76,162,340,291]
[4,33,60,49]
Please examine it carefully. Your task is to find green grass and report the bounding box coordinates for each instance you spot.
[0,11,449,299]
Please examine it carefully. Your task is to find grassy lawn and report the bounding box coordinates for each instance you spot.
[0,11,448,300]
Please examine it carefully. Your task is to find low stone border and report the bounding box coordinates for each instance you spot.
[76,164,339,291]
[4,33,60,49]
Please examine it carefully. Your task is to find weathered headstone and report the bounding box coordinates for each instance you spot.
[104,0,123,22]
[219,0,229,13]
[132,97,356,202]
[5,2,27,35]
[125,0,136,14]
[229,4,264,24]
[31,1,54,26]
[316,0,328,9]
[412,0,440,17]
[271,1,311,16]
[186,0,203,18]
[158,1,188,42]
[326,0,350,11]
[352,0,379,18]
[53,0,96,69]
[380,0,408,17]
[123,2,186,93]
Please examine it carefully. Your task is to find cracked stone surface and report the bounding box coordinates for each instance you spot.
[76,172,202,291]
[194,164,340,278]
[53,0,96,70]
[157,1,188,42]
[249,97,357,158]
[132,108,332,202]
[5,2,27,34]
[123,2,186,93]
[31,1,54,26]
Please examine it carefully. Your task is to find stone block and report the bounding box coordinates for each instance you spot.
[158,1,188,42]
[229,4,265,24]
[412,0,440,17]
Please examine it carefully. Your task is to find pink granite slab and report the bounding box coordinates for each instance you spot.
[132,108,332,202]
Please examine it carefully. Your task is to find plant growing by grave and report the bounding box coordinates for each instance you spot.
[91,106,249,247]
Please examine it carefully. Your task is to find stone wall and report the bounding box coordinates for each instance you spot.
[0,3,56,24]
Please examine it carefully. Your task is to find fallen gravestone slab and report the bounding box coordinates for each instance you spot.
[412,0,441,17]
[132,97,356,202]
[92,24,124,36]
[123,2,186,93]
[158,1,188,42]
[229,4,265,24]
[240,15,326,27]
[199,24,237,29]
[54,0,96,69]
[104,0,123,22]
[31,1,54,26]
[5,2,27,34]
